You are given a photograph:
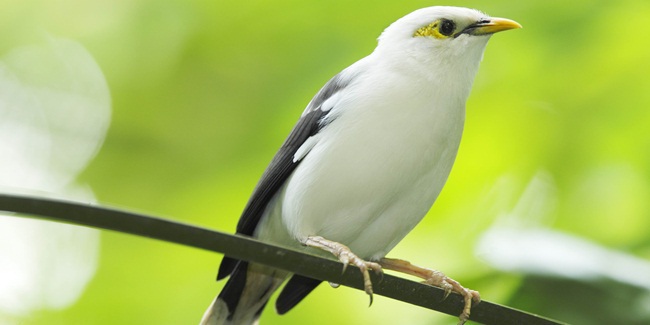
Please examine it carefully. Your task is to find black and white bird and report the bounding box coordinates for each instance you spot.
[201,6,521,325]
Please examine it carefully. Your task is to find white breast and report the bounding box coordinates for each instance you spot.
[273,59,466,260]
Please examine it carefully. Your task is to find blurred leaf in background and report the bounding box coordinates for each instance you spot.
[0,34,110,325]
[0,0,649,324]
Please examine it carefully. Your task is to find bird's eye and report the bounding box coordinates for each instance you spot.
[413,19,457,39]
[439,19,456,36]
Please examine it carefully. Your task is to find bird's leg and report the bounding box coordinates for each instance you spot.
[379,258,480,325]
[302,235,383,305]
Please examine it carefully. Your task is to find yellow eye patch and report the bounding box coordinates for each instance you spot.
[414,20,455,39]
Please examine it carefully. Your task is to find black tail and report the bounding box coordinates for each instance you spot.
[201,260,289,325]
[217,261,251,319]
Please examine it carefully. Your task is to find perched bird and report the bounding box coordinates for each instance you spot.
[201,6,521,325]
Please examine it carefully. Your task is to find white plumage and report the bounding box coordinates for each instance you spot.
[202,6,520,325]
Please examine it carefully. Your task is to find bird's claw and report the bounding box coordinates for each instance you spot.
[303,236,384,306]
[421,269,481,325]
[340,258,349,274]
[341,250,383,306]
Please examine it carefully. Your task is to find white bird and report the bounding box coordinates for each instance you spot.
[201,6,521,325]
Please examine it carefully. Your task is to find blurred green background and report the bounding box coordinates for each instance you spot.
[1,0,649,324]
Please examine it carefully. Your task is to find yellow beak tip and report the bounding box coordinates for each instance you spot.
[487,17,523,33]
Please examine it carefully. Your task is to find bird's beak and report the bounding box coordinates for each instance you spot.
[460,17,522,36]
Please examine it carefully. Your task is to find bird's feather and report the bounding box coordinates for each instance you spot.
[236,72,353,237]
[205,262,288,325]
[216,72,355,284]
[275,274,322,315]
[217,261,249,315]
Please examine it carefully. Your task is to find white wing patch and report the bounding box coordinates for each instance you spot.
[293,134,321,163]
[320,92,341,112]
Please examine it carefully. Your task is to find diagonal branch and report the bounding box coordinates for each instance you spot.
[0,194,565,325]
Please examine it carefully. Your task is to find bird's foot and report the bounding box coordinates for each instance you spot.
[423,271,480,325]
[302,235,383,305]
[379,258,480,325]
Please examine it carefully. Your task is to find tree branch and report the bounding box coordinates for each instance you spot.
[0,194,564,325]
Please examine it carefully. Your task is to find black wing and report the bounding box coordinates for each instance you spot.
[217,72,355,280]
[275,274,322,314]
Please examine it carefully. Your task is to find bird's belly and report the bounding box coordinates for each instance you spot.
[278,108,464,259]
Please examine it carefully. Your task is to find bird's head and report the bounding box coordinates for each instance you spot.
[375,6,521,81]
